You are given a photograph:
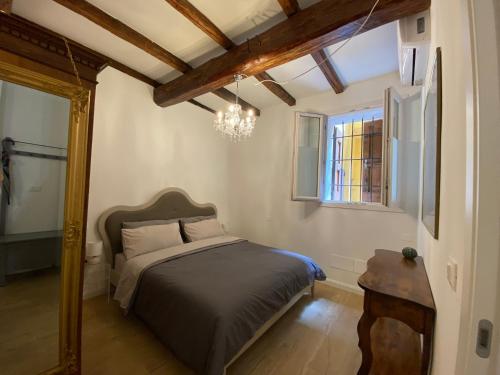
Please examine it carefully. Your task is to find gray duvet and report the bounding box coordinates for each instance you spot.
[132,240,326,375]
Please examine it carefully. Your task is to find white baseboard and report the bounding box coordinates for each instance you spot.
[320,278,364,296]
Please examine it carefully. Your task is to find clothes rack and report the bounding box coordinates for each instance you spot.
[12,140,67,150]
[2,137,67,161]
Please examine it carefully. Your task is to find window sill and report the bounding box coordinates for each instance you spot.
[320,201,405,213]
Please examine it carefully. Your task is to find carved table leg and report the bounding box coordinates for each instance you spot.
[357,311,377,375]
[421,316,435,375]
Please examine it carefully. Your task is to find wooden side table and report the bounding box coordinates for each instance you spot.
[357,249,436,375]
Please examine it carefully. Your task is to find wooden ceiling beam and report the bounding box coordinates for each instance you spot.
[277,0,299,17]
[52,0,190,72]
[164,0,234,50]
[254,72,296,106]
[165,0,295,107]
[154,0,430,107]
[311,49,345,94]
[52,0,260,115]
[99,59,217,113]
[2,12,214,113]
[0,0,12,14]
[105,60,158,87]
[187,99,216,114]
[99,59,216,114]
[278,0,345,93]
[104,60,216,113]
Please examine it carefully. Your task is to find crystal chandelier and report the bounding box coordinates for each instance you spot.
[214,74,256,141]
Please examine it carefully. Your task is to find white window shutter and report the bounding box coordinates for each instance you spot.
[384,87,403,208]
[291,112,325,201]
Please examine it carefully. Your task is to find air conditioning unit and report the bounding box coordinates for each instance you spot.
[397,11,431,86]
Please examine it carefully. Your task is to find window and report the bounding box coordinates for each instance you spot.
[324,108,385,204]
[291,88,410,210]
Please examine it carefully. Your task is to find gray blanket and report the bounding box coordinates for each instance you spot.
[132,240,326,375]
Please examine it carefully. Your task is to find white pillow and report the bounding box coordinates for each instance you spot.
[121,222,183,260]
[183,218,225,242]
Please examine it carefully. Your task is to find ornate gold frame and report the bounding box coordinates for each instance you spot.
[0,60,90,374]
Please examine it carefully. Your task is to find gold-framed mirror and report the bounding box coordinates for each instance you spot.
[0,59,90,375]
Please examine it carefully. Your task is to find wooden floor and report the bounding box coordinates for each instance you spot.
[82,283,364,375]
[0,269,60,375]
[0,277,422,375]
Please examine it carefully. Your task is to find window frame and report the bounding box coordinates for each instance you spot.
[322,103,391,208]
[291,112,325,201]
[384,87,403,209]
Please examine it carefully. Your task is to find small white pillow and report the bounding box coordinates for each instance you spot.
[121,222,183,260]
[183,218,225,242]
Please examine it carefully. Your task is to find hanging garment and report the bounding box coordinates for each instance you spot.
[1,138,14,205]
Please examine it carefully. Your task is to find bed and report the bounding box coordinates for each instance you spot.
[98,188,325,375]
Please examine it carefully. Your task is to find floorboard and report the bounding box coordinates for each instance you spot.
[0,269,60,375]
[82,282,364,375]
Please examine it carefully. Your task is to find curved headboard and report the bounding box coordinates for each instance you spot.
[97,187,217,265]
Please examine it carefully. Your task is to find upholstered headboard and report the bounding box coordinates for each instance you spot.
[97,188,217,265]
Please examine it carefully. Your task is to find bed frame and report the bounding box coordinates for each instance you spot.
[97,187,314,373]
[224,284,313,373]
[97,187,217,285]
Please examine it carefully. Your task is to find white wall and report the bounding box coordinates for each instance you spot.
[0,81,69,234]
[494,2,500,368]
[456,0,500,374]
[225,72,420,289]
[416,0,500,374]
[86,67,230,247]
[81,3,500,372]
[87,70,421,293]
[84,67,231,297]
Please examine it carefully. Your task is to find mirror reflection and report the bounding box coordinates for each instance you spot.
[0,80,70,375]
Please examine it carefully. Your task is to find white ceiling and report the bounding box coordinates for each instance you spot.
[12,0,399,112]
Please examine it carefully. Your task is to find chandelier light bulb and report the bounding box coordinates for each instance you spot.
[213,74,256,141]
